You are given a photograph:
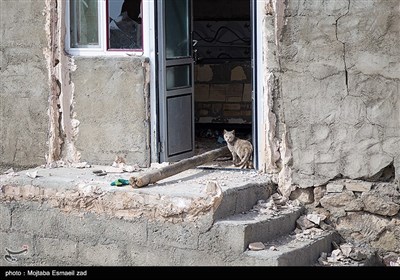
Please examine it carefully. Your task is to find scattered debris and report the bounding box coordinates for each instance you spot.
[77,184,104,197]
[3,168,18,177]
[26,170,38,179]
[4,168,14,174]
[46,160,66,169]
[390,257,400,266]
[93,170,107,176]
[339,243,352,257]
[123,164,141,172]
[150,162,170,169]
[71,162,91,169]
[112,155,126,168]
[382,252,400,266]
[249,193,300,216]
[248,242,266,251]
[317,241,382,266]
[296,215,316,230]
[295,228,324,241]
[306,213,322,225]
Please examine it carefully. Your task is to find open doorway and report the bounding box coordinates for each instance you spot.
[192,0,252,168]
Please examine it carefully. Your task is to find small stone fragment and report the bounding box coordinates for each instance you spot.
[248,242,266,251]
[340,243,353,257]
[296,215,316,230]
[26,170,38,178]
[4,168,14,174]
[306,214,321,225]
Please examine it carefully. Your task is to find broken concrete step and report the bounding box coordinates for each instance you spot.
[213,205,304,253]
[242,231,338,266]
[213,182,276,220]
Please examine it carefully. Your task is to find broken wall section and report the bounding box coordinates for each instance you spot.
[266,0,400,190]
[0,0,49,169]
[263,0,400,265]
[294,179,400,265]
[46,1,151,168]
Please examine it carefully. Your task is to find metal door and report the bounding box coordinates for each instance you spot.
[157,0,194,162]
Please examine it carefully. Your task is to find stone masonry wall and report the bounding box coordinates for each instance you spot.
[264,0,400,264]
[293,179,400,265]
[266,0,400,189]
[0,0,49,169]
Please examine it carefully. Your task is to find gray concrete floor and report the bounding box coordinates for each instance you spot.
[0,164,273,200]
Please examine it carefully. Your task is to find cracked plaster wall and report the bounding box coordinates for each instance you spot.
[0,0,151,168]
[0,0,49,169]
[266,0,400,190]
[49,1,151,167]
[71,57,151,167]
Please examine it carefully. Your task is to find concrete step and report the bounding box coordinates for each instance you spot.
[213,205,304,253]
[241,230,339,266]
[213,182,276,221]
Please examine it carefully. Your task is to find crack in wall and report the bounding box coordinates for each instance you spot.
[12,137,18,163]
[142,58,151,167]
[335,0,351,97]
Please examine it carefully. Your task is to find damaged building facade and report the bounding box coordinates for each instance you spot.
[1,0,399,266]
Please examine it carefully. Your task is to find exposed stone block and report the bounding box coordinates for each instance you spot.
[361,192,400,216]
[326,183,344,193]
[290,187,314,204]
[345,180,373,192]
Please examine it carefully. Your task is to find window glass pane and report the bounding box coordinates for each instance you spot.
[165,0,190,58]
[108,0,143,49]
[166,65,191,90]
[70,0,99,48]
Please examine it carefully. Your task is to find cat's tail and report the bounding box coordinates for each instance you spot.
[234,149,253,169]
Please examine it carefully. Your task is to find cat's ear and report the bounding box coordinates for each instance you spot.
[232,130,235,134]
[223,129,227,133]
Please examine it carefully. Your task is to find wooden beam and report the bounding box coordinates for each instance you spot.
[129,146,230,188]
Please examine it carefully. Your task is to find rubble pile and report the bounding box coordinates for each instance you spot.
[250,193,301,216]
[317,242,382,266]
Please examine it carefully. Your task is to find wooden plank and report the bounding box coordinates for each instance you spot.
[129,146,230,188]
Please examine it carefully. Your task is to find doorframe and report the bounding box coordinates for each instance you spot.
[252,0,266,171]
[143,0,159,163]
[148,0,265,167]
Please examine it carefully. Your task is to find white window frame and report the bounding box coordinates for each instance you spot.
[65,0,152,57]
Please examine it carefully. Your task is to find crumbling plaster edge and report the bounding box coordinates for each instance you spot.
[263,0,295,198]
[0,183,221,225]
[44,0,80,167]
